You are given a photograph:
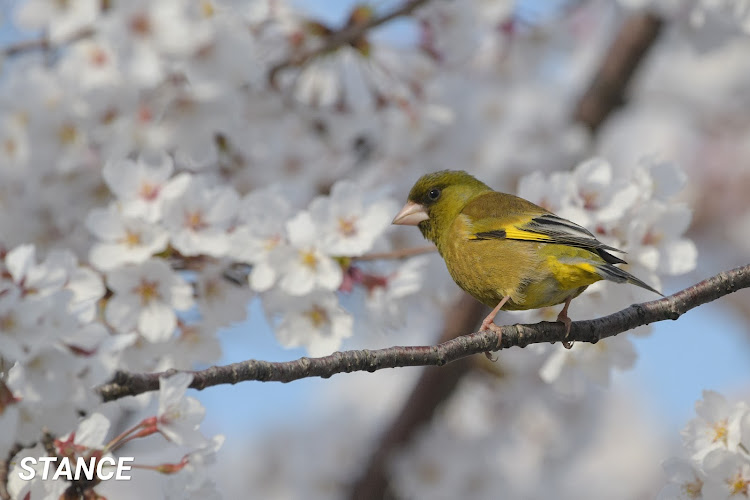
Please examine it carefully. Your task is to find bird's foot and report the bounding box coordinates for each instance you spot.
[480,296,510,360]
[480,321,503,361]
[557,312,573,349]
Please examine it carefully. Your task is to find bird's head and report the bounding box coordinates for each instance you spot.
[392,170,490,243]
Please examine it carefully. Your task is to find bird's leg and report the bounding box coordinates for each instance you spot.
[480,295,511,359]
[557,296,574,349]
[481,295,510,332]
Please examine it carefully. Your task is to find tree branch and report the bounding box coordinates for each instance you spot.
[351,245,437,261]
[268,0,431,86]
[97,264,750,402]
[0,443,22,500]
[573,13,663,130]
[1,27,95,58]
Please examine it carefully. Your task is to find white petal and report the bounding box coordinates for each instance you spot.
[660,239,698,275]
[281,265,315,296]
[539,350,568,383]
[286,211,317,247]
[105,294,139,333]
[85,206,125,241]
[103,158,139,200]
[249,263,276,292]
[138,302,176,342]
[575,157,612,187]
[5,244,36,283]
[90,243,129,271]
[316,257,343,291]
[75,413,111,448]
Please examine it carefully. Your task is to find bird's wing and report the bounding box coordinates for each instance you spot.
[463,192,626,265]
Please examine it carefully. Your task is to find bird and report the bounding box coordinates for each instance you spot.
[392,170,662,349]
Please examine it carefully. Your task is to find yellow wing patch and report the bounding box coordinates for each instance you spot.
[504,227,552,242]
[545,256,601,289]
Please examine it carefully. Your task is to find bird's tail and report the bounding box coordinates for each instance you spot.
[596,263,664,296]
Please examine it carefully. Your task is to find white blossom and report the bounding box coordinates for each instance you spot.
[658,457,705,500]
[228,187,293,292]
[105,259,194,342]
[272,211,344,296]
[265,290,353,356]
[103,153,190,223]
[158,373,208,448]
[162,176,239,257]
[307,180,396,256]
[682,391,746,461]
[86,203,169,270]
[539,335,637,396]
[702,450,750,499]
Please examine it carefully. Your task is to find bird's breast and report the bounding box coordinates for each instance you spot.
[439,215,543,309]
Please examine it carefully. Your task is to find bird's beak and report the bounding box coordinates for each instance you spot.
[392,201,429,226]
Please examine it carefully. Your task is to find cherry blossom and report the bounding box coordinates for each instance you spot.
[158,373,209,448]
[702,450,750,499]
[228,187,294,292]
[682,391,746,461]
[162,175,239,257]
[658,457,705,500]
[86,203,169,270]
[105,259,194,342]
[264,290,353,356]
[272,211,344,296]
[103,153,189,223]
[307,180,396,256]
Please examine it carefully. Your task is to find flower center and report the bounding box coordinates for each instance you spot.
[300,250,318,269]
[712,419,728,445]
[642,229,663,246]
[185,211,208,231]
[3,138,17,158]
[264,234,282,252]
[201,0,215,17]
[338,216,358,237]
[129,13,152,37]
[89,46,109,67]
[729,473,748,496]
[204,279,221,300]
[58,122,78,145]
[134,279,160,305]
[139,181,160,201]
[0,313,15,332]
[306,305,329,328]
[123,230,141,247]
[682,478,702,499]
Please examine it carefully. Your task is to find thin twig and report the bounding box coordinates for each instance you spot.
[352,245,437,261]
[1,27,95,58]
[268,0,431,86]
[97,264,750,402]
[0,443,22,500]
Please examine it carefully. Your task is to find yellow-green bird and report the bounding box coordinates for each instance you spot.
[392,170,662,348]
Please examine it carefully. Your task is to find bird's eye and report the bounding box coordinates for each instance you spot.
[428,188,441,201]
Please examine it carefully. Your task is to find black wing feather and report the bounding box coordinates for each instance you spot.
[523,214,626,261]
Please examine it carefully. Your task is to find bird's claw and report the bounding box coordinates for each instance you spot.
[480,321,503,359]
[558,314,573,349]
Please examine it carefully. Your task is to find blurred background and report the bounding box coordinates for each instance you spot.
[2,0,750,498]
